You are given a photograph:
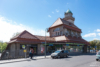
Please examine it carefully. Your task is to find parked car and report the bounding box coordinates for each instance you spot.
[51,50,69,58]
[96,51,100,61]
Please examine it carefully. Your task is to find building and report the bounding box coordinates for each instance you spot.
[1,9,90,59]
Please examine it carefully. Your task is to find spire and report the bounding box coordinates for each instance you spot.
[63,9,75,24]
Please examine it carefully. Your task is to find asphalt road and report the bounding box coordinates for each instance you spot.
[0,54,100,67]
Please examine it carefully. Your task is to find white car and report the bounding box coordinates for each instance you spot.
[96,51,100,61]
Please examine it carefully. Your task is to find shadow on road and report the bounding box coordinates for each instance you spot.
[69,53,96,56]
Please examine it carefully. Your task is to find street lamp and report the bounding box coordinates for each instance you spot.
[45,28,48,58]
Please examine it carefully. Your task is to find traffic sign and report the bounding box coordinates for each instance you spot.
[66,44,69,46]
[23,49,27,52]
[22,45,25,49]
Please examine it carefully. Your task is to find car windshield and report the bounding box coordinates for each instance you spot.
[54,51,61,53]
[97,52,100,55]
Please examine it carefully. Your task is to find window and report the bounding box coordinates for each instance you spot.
[53,28,60,32]
[56,32,57,36]
[60,31,62,35]
[69,23,72,26]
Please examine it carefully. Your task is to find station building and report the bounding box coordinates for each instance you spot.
[1,9,90,59]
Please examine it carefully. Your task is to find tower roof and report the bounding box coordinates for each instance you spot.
[65,9,72,14]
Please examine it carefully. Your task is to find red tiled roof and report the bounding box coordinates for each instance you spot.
[34,35,55,41]
[63,24,82,33]
[61,18,80,29]
[48,18,81,32]
[56,36,90,45]
[11,30,39,40]
[9,30,55,44]
[8,30,89,45]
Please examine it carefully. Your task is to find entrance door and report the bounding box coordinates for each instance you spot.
[30,45,37,55]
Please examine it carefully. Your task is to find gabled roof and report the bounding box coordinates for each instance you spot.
[11,30,39,40]
[50,18,63,27]
[49,18,81,32]
[8,30,89,45]
[9,30,55,44]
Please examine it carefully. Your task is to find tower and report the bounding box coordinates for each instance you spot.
[63,9,75,24]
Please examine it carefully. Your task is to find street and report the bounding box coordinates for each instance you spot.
[0,54,100,67]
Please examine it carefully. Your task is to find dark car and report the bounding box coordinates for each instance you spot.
[51,50,69,58]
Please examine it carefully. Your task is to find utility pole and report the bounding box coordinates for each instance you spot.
[45,29,46,58]
[45,28,48,58]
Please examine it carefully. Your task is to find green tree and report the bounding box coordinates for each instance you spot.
[0,42,7,53]
[89,40,100,50]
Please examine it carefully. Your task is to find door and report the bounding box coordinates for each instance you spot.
[60,51,65,57]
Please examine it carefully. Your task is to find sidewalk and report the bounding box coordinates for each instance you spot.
[0,55,51,64]
[0,53,96,64]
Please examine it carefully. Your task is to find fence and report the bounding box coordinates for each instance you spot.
[0,50,30,60]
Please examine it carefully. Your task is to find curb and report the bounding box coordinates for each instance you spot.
[0,56,51,64]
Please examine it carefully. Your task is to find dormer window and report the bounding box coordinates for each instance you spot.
[53,28,60,32]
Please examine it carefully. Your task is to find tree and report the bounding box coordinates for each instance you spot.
[89,40,100,50]
[0,42,7,53]
[12,32,21,38]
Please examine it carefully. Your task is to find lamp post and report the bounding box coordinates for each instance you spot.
[45,28,48,58]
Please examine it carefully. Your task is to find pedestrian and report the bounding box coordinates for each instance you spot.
[29,48,34,59]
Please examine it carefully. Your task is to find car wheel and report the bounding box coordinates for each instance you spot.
[58,56,60,58]
[96,59,99,61]
[66,55,68,58]
[51,57,54,59]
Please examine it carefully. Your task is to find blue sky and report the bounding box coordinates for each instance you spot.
[0,0,100,42]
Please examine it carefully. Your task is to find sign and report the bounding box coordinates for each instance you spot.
[41,42,45,44]
[23,49,27,52]
[66,44,69,46]
[77,45,79,46]
[95,46,97,48]
[66,43,85,45]
[49,44,53,46]
[22,45,25,49]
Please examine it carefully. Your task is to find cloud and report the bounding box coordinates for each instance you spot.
[98,33,100,36]
[48,15,51,18]
[52,12,54,14]
[56,9,59,13]
[93,38,99,40]
[83,33,96,37]
[96,29,100,32]
[0,16,49,42]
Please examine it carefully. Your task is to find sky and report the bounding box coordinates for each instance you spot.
[0,0,100,42]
